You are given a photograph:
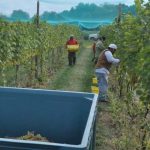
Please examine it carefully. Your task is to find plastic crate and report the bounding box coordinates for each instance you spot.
[91,86,99,94]
[67,44,79,52]
[92,78,98,84]
[0,87,98,150]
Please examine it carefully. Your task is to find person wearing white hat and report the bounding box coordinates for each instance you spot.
[95,43,120,102]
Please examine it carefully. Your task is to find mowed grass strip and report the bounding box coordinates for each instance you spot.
[49,41,94,92]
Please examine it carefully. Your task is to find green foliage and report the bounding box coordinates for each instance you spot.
[40,11,65,21]
[61,3,136,20]
[0,21,81,87]
[10,10,30,21]
[101,0,150,101]
[5,3,136,22]
[100,1,150,149]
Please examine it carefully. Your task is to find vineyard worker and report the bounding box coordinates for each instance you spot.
[94,37,105,64]
[95,44,120,102]
[66,35,79,66]
[91,39,96,62]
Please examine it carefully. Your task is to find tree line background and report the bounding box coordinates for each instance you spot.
[0,3,136,22]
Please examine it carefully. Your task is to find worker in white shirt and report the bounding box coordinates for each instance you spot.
[95,44,120,102]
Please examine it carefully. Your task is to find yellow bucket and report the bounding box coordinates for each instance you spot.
[92,77,98,84]
[67,44,79,52]
[91,86,99,94]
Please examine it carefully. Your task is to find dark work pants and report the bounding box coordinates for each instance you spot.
[68,52,76,66]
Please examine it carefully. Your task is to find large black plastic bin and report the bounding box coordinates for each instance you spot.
[0,87,98,150]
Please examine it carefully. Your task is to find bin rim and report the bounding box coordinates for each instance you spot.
[80,93,98,147]
[0,87,98,148]
[0,86,95,96]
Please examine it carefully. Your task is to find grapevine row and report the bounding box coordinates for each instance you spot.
[0,21,81,87]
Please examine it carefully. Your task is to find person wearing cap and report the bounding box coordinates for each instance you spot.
[66,35,78,66]
[95,44,120,102]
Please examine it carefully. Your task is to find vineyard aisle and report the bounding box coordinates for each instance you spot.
[48,41,113,150]
[48,41,94,92]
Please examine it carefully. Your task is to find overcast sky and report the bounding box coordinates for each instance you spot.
[0,0,148,17]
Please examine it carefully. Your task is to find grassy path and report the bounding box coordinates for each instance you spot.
[48,41,94,92]
[96,104,114,150]
[48,41,113,150]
